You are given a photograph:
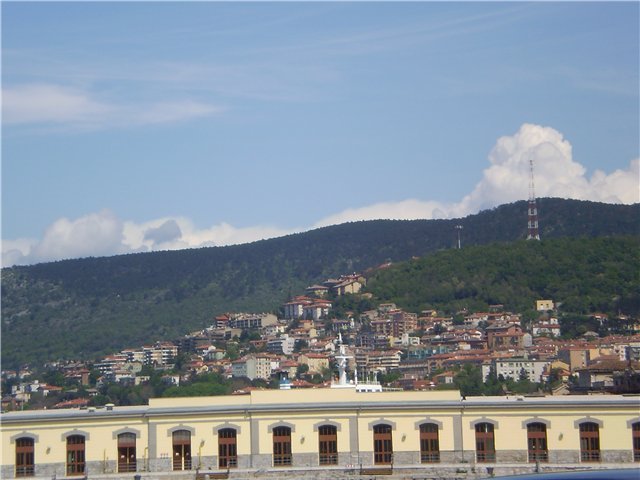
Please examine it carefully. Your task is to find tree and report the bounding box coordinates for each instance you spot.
[225,343,240,361]
[454,364,484,396]
[296,364,309,379]
[519,368,529,382]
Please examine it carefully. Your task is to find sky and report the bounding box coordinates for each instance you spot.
[2,1,639,267]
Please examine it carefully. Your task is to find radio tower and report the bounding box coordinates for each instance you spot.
[527,158,540,240]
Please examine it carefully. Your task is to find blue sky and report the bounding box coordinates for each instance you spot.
[2,1,639,266]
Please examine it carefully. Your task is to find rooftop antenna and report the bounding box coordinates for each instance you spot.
[527,158,540,241]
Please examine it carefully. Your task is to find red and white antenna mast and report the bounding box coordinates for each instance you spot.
[527,158,540,240]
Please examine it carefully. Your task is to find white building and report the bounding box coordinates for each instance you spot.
[532,317,561,337]
[266,335,296,355]
[229,313,278,329]
[231,355,276,381]
[482,357,551,383]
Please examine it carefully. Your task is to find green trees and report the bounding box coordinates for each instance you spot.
[365,237,639,319]
[161,373,231,398]
[446,364,540,397]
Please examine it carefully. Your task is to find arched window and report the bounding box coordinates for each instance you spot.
[218,428,237,469]
[15,437,35,477]
[527,423,548,463]
[273,426,292,466]
[117,433,136,473]
[373,424,393,465]
[419,423,440,463]
[475,423,496,463]
[318,425,338,466]
[579,422,600,462]
[172,430,192,471]
[66,435,86,476]
[633,422,640,462]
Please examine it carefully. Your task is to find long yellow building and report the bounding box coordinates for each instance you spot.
[2,389,639,479]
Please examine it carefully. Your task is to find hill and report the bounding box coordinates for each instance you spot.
[364,236,640,317]
[1,198,638,368]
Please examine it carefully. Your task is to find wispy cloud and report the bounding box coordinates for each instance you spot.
[3,84,114,125]
[4,124,638,267]
[2,83,222,130]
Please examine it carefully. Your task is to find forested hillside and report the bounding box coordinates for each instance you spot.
[2,198,638,368]
[365,236,640,316]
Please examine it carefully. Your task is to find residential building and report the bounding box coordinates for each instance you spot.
[355,350,402,373]
[482,357,550,383]
[228,313,278,330]
[296,353,330,374]
[231,355,276,381]
[532,317,562,337]
[536,300,555,311]
[266,335,296,355]
[576,360,640,390]
[283,297,313,320]
[486,324,524,351]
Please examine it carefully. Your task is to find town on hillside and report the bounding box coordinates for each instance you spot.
[3,272,640,410]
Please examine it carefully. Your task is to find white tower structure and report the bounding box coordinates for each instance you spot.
[527,159,540,241]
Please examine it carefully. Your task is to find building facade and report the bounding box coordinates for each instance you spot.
[1,389,639,479]
[483,358,551,383]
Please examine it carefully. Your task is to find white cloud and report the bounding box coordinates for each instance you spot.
[122,217,294,253]
[465,123,638,208]
[128,100,222,126]
[2,212,296,267]
[2,83,221,129]
[314,123,640,225]
[3,84,114,125]
[28,210,127,263]
[313,199,452,228]
[3,123,638,267]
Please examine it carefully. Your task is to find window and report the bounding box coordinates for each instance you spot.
[15,437,35,477]
[273,426,292,466]
[117,433,136,473]
[172,430,192,471]
[66,435,86,476]
[579,422,600,462]
[527,423,548,463]
[633,422,640,462]
[218,428,237,469]
[419,423,440,463]
[318,425,338,466]
[373,424,393,465]
[475,423,496,463]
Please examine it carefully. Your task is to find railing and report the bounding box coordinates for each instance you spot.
[15,466,34,477]
[218,457,237,468]
[273,454,292,466]
[173,458,192,471]
[476,452,496,463]
[581,451,601,462]
[421,452,440,463]
[528,451,548,463]
[319,454,338,465]
[117,462,137,473]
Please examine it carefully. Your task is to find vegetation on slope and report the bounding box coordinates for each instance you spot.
[365,236,640,318]
[1,199,638,368]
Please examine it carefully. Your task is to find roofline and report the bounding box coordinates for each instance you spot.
[2,395,639,425]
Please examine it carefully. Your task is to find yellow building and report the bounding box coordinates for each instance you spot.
[1,389,639,479]
[536,300,555,312]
